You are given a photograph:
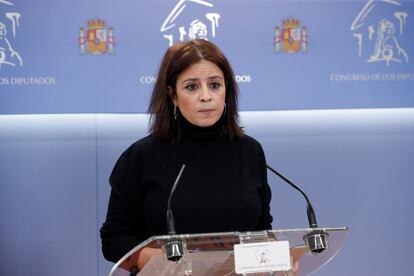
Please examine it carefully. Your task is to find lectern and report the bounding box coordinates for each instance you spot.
[109,227,347,276]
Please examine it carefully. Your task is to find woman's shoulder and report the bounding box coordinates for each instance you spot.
[112,135,161,168]
[131,134,156,147]
[125,134,162,155]
[237,134,267,165]
[236,133,263,148]
[124,134,176,157]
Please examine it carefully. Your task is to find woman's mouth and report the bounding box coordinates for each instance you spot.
[198,108,215,113]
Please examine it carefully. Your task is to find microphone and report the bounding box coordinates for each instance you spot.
[266,164,328,254]
[164,164,186,262]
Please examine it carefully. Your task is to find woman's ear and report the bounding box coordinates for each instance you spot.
[168,86,177,106]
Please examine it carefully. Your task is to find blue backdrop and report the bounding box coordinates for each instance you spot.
[1,0,413,113]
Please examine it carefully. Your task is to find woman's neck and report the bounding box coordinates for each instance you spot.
[177,115,225,143]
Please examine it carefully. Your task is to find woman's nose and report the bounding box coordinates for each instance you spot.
[200,86,212,101]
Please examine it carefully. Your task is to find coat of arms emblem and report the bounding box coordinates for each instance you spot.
[274,18,307,54]
[79,19,114,55]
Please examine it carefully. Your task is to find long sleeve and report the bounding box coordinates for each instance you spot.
[255,142,273,230]
[100,144,146,263]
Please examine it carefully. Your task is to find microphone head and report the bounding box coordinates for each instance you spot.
[164,238,185,262]
[303,230,328,254]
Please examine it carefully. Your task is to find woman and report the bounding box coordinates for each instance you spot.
[100,39,272,270]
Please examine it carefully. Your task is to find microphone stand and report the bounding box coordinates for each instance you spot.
[267,165,328,254]
[164,164,186,262]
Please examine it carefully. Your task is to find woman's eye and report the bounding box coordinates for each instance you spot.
[209,82,222,89]
[185,84,198,91]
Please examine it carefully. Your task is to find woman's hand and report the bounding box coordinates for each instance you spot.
[137,247,163,269]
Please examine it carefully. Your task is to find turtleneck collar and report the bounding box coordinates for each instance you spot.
[177,115,226,143]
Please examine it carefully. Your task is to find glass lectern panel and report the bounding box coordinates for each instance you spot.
[109,227,347,276]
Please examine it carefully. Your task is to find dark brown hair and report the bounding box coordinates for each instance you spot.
[148,39,243,140]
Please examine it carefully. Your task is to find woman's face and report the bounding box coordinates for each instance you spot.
[172,59,226,127]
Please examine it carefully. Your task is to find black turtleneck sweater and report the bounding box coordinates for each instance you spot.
[100,118,273,263]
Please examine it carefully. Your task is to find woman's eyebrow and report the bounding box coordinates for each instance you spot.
[182,78,198,83]
[208,76,223,80]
